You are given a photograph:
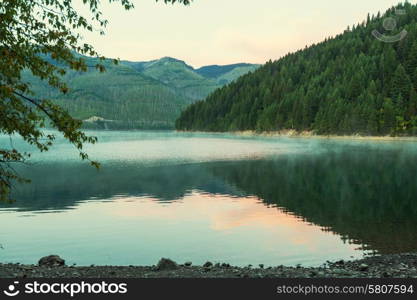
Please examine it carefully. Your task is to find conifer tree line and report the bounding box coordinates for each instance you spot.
[176,3,417,136]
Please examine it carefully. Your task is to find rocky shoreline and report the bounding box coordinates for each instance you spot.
[178,130,417,142]
[0,254,417,278]
[232,130,417,142]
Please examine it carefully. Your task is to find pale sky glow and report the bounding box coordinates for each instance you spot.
[79,0,406,67]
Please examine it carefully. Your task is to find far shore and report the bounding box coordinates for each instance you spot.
[178,130,417,142]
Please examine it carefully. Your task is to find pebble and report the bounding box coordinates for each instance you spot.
[359,264,369,272]
[156,258,178,271]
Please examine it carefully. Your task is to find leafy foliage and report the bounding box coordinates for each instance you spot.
[0,0,190,201]
[176,3,417,136]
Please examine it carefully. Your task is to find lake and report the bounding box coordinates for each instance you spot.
[1,131,417,267]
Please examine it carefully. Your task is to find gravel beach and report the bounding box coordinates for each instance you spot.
[1,254,417,278]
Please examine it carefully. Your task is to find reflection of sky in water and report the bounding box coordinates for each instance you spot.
[0,193,363,267]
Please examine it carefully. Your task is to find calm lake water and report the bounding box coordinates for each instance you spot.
[1,131,417,267]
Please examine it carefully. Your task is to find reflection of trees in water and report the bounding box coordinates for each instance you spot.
[5,162,244,211]
[3,145,417,254]
[208,148,417,254]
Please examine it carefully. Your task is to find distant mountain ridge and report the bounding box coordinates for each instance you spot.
[196,63,256,78]
[121,57,260,100]
[123,57,195,73]
[25,55,260,129]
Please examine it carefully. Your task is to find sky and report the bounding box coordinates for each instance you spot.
[78,0,407,67]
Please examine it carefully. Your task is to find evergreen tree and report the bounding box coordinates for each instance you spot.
[390,65,412,103]
[405,42,417,81]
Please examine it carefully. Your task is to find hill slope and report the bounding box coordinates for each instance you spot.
[122,57,259,101]
[123,57,219,101]
[26,55,259,129]
[195,63,255,79]
[176,3,417,136]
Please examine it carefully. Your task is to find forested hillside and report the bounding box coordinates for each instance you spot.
[176,3,417,136]
[25,55,259,129]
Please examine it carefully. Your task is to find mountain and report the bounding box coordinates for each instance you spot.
[196,63,256,79]
[122,57,219,101]
[26,55,259,129]
[176,3,417,136]
[122,57,259,100]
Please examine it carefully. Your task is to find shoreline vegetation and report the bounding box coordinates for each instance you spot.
[1,254,416,278]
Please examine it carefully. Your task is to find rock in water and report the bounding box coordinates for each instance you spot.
[38,255,65,267]
[156,258,178,271]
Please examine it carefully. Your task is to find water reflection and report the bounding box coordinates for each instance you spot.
[208,147,417,255]
[0,194,362,266]
[1,138,417,265]
[6,162,246,210]
[2,143,417,257]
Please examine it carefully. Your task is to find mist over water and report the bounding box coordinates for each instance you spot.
[1,131,416,266]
